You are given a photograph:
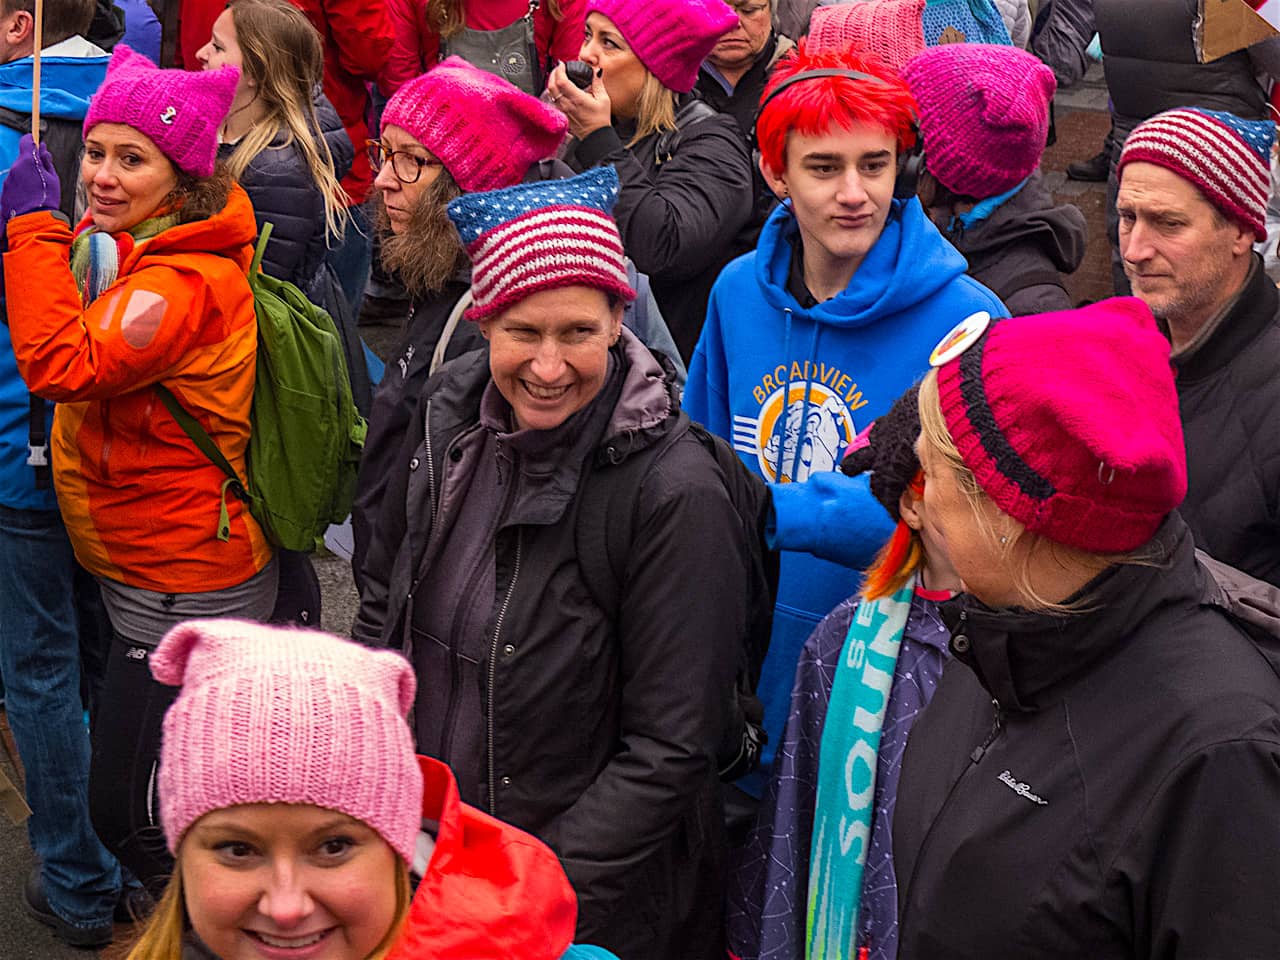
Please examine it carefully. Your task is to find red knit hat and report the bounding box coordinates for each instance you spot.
[807,0,926,73]
[1117,107,1275,242]
[381,57,567,192]
[932,299,1187,553]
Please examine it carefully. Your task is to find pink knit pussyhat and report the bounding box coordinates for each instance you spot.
[150,619,424,863]
[587,0,739,93]
[83,45,238,178]
[903,43,1056,198]
[381,57,568,192]
[807,0,926,74]
[931,298,1186,554]
[447,166,636,322]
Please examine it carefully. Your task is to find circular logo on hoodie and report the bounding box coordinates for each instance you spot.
[751,382,857,483]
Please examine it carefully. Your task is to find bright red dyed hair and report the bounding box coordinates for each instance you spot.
[756,40,920,177]
[861,471,926,602]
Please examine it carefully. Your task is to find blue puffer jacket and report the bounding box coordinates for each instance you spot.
[219,95,354,294]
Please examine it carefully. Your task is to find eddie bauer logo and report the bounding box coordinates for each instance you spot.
[998,770,1048,806]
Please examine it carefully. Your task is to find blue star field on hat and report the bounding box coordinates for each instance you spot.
[1187,107,1275,162]
[447,166,622,246]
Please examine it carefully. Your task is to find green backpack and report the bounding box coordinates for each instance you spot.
[156,222,368,552]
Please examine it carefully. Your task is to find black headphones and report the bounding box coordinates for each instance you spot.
[756,68,925,201]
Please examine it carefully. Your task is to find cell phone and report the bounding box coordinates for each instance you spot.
[564,60,594,91]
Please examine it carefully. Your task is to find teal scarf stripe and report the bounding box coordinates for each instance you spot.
[806,578,914,960]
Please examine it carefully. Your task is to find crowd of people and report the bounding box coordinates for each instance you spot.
[2,0,1280,958]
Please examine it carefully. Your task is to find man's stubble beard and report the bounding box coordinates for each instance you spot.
[375,173,469,298]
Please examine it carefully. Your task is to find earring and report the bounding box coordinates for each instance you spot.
[999,535,1009,545]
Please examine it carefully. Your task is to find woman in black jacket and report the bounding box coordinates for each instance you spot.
[892,299,1280,959]
[546,0,753,362]
[196,0,363,625]
[354,169,749,960]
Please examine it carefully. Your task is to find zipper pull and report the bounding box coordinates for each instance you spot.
[970,698,1003,764]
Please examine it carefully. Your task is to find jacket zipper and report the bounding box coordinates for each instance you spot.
[899,611,1005,946]
[487,528,523,815]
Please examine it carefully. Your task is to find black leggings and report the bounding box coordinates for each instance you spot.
[88,634,178,895]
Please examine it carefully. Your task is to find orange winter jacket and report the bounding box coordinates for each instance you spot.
[4,184,273,593]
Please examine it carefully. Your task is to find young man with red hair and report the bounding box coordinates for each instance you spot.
[684,44,1006,818]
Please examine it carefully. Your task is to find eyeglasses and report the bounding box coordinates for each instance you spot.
[367,140,443,185]
[733,1,770,18]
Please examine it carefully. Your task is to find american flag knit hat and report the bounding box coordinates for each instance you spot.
[1117,107,1275,242]
[446,167,637,322]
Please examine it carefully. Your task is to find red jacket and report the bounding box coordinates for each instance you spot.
[381,0,586,93]
[178,0,392,203]
[386,756,581,959]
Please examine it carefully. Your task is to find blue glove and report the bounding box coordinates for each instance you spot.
[1,133,60,226]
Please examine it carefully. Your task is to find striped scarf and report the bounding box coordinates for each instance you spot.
[69,211,180,303]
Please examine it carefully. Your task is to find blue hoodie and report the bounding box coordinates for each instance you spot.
[0,44,107,510]
[685,199,1006,791]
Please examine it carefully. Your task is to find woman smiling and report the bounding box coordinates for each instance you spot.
[0,46,275,894]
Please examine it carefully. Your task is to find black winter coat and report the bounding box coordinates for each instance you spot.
[1096,0,1267,139]
[219,96,354,292]
[1174,258,1280,588]
[567,100,753,362]
[894,517,1280,959]
[350,279,482,582]
[944,173,1086,316]
[353,333,748,959]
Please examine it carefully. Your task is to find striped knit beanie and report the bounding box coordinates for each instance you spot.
[903,43,1055,198]
[150,619,423,862]
[930,299,1186,554]
[1118,108,1275,242]
[807,0,926,73]
[446,167,636,322]
[587,0,738,93]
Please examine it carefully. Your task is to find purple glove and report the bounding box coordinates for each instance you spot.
[1,133,61,226]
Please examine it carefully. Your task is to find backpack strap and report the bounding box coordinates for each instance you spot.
[154,384,247,543]
[26,394,49,488]
[429,289,474,378]
[575,411,691,621]
[654,97,718,167]
[250,221,273,276]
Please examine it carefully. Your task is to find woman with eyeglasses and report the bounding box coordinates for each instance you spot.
[350,58,568,584]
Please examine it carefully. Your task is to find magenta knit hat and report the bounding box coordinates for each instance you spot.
[1117,107,1275,242]
[381,57,567,193]
[587,0,739,93]
[83,45,238,178]
[902,43,1055,198]
[151,619,424,863]
[447,167,636,321]
[931,299,1186,554]
[807,0,927,73]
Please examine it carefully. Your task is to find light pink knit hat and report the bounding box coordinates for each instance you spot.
[587,0,739,93]
[150,619,424,863]
[83,45,238,178]
[903,43,1056,198]
[381,57,568,193]
[807,0,926,74]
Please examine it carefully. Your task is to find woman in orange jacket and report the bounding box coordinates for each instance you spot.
[0,46,275,894]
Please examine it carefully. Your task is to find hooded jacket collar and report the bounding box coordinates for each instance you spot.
[1171,253,1278,385]
[385,756,579,960]
[938,515,1203,711]
[753,195,970,328]
[945,172,1087,274]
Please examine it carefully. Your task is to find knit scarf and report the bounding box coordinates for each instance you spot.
[806,577,914,960]
[69,211,180,303]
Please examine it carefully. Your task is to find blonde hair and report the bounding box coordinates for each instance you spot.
[630,71,678,146]
[124,855,412,960]
[916,370,1124,614]
[222,0,350,243]
[428,0,563,37]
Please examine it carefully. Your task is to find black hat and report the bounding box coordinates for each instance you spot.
[841,382,922,520]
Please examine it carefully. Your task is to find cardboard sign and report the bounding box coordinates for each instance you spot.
[0,766,30,825]
[1198,0,1279,63]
